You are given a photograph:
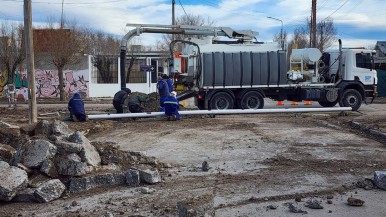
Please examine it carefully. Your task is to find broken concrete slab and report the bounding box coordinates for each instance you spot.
[56,157,88,176]
[0,166,28,201]
[12,188,37,202]
[138,168,161,184]
[125,169,140,186]
[40,160,58,178]
[22,140,57,168]
[54,140,83,155]
[68,132,101,166]
[66,153,82,162]
[0,161,10,168]
[69,172,127,193]
[51,120,71,136]
[34,179,66,203]
[34,120,52,137]
[374,171,386,190]
[0,144,16,163]
[29,174,52,188]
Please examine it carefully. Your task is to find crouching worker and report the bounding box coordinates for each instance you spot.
[68,92,87,122]
[162,91,180,121]
[113,88,131,113]
[128,92,148,113]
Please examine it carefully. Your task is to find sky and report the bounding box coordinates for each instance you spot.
[0,0,385,49]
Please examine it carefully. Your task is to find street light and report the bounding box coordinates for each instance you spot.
[267,16,284,50]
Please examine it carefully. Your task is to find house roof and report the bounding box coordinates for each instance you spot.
[376,41,386,55]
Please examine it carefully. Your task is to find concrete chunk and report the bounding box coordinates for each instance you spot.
[54,140,83,155]
[57,158,88,176]
[34,179,66,203]
[138,169,161,184]
[374,171,386,190]
[23,140,57,168]
[69,172,126,193]
[0,144,16,163]
[69,132,101,166]
[12,188,37,202]
[51,120,71,136]
[40,160,58,178]
[0,161,10,168]
[125,169,140,186]
[0,166,28,201]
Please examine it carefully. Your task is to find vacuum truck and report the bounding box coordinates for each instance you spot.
[120,24,378,111]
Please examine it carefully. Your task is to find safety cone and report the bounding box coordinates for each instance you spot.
[277,101,284,106]
[304,100,312,105]
[291,101,298,106]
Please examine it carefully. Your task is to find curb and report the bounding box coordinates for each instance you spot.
[350,121,386,142]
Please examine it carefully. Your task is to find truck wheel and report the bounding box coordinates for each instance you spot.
[209,92,234,110]
[239,91,264,109]
[318,100,338,107]
[339,89,362,111]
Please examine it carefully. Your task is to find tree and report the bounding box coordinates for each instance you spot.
[160,14,215,52]
[37,18,85,101]
[273,30,288,50]
[288,18,337,52]
[0,21,25,85]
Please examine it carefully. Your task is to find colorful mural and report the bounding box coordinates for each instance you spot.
[0,69,89,99]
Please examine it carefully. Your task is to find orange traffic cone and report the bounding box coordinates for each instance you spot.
[291,101,298,106]
[277,101,284,106]
[304,100,312,105]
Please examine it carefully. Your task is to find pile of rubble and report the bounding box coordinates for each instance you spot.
[0,120,163,203]
[129,92,160,112]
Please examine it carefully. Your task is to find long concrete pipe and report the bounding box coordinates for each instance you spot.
[87,107,352,120]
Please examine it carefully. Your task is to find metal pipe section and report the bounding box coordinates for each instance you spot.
[88,107,352,120]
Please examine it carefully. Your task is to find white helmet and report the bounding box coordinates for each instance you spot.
[170,91,177,97]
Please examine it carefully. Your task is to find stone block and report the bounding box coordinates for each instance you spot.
[0,144,16,163]
[12,188,37,202]
[23,140,57,168]
[0,166,28,201]
[69,172,126,193]
[69,132,101,166]
[0,161,9,168]
[138,169,161,184]
[125,169,140,186]
[374,171,386,190]
[57,159,88,176]
[54,140,83,155]
[40,160,58,178]
[34,179,66,203]
[51,120,71,136]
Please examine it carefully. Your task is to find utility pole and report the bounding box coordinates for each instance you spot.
[311,0,317,48]
[267,16,284,50]
[172,0,175,41]
[24,0,37,124]
[60,0,64,28]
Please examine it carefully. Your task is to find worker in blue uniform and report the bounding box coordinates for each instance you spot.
[157,74,172,111]
[113,88,131,113]
[162,91,180,121]
[68,92,87,122]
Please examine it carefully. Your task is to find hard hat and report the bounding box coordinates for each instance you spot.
[170,91,177,97]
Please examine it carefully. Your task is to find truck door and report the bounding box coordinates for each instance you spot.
[350,52,374,85]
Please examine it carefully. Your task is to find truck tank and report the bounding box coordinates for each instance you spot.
[201,51,287,87]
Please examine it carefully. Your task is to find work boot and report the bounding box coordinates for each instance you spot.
[71,115,79,122]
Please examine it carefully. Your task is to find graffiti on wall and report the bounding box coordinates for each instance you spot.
[0,69,89,99]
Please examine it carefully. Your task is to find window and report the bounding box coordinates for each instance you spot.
[91,56,118,84]
[126,58,146,83]
[356,53,372,70]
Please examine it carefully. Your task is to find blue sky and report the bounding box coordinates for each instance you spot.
[0,0,385,49]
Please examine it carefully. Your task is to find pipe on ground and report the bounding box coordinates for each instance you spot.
[87,107,352,120]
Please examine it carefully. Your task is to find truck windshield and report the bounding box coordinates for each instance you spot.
[355,53,372,69]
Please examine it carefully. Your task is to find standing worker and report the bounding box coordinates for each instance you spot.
[113,88,131,113]
[162,91,180,121]
[127,92,149,113]
[68,92,87,122]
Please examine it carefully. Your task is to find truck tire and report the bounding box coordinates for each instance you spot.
[318,100,338,107]
[209,92,234,110]
[339,89,362,111]
[238,91,264,109]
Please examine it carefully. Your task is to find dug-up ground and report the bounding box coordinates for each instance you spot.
[0,97,386,217]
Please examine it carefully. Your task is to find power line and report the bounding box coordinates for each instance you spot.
[178,0,188,17]
[321,0,350,21]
